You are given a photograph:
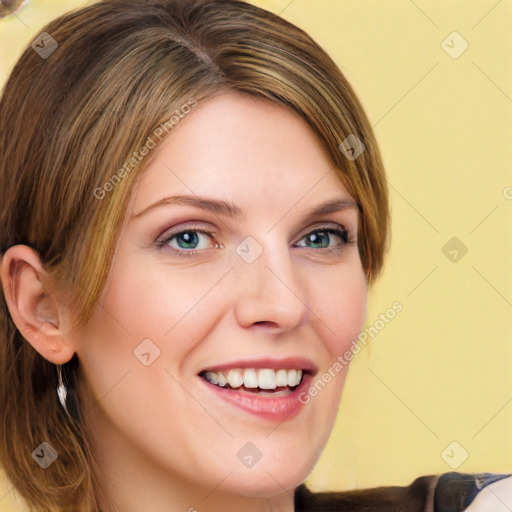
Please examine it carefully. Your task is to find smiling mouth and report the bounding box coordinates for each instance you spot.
[198,367,307,395]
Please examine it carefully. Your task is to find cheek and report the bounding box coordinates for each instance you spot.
[295,264,366,455]
[310,262,367,358]
[90,258,231,361]
[295,259,366,399]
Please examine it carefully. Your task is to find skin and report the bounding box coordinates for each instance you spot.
[464,477,512,512]
[1,91,368,512]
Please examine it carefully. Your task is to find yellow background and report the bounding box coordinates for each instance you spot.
[0,0,510,509]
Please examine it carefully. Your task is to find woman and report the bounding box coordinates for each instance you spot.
[0,0,509,511]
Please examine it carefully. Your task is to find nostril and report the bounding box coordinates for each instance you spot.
[250,321,280,330]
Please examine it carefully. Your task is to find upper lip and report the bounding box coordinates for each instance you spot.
[198,357,318,376]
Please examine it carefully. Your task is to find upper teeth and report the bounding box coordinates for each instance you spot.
[203,368,303,390]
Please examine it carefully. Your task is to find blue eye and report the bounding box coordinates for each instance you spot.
[293,228,349,252]
[171,231,205,249]
[155,225,352,257]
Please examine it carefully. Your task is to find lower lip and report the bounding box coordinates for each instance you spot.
[200,373,313,422]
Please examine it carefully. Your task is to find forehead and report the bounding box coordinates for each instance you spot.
[130,91,353,217]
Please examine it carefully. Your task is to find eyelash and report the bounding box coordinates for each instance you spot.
[154,224,356,258]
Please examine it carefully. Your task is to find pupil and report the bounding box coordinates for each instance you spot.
[178,231,199,248]
[309,232,328,248]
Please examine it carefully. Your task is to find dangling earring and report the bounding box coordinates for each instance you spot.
[56,364,69,414]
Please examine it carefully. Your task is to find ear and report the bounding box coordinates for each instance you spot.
[0,245,75,365]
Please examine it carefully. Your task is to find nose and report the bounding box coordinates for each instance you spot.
[232,241,308,333]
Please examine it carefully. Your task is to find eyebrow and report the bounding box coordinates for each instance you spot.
[131,194,358,223]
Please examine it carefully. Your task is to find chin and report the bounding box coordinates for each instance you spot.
[217,449,319,499]
[223,470,308,499]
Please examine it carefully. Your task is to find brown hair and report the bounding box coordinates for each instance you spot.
[0,0,390,510]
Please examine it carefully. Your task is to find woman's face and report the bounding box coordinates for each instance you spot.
[71,91,367,502]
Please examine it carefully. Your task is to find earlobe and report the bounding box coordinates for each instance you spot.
[0,245,75,365]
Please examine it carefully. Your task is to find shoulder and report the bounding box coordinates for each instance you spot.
[294,472,512,512]
[435,472,512,511]
[458,474,512,512]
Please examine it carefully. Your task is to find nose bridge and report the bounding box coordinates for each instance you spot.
[232,235,307,330]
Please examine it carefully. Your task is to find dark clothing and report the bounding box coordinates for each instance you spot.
[294,472,511,511]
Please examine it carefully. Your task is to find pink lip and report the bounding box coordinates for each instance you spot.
[198,357,317,422]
